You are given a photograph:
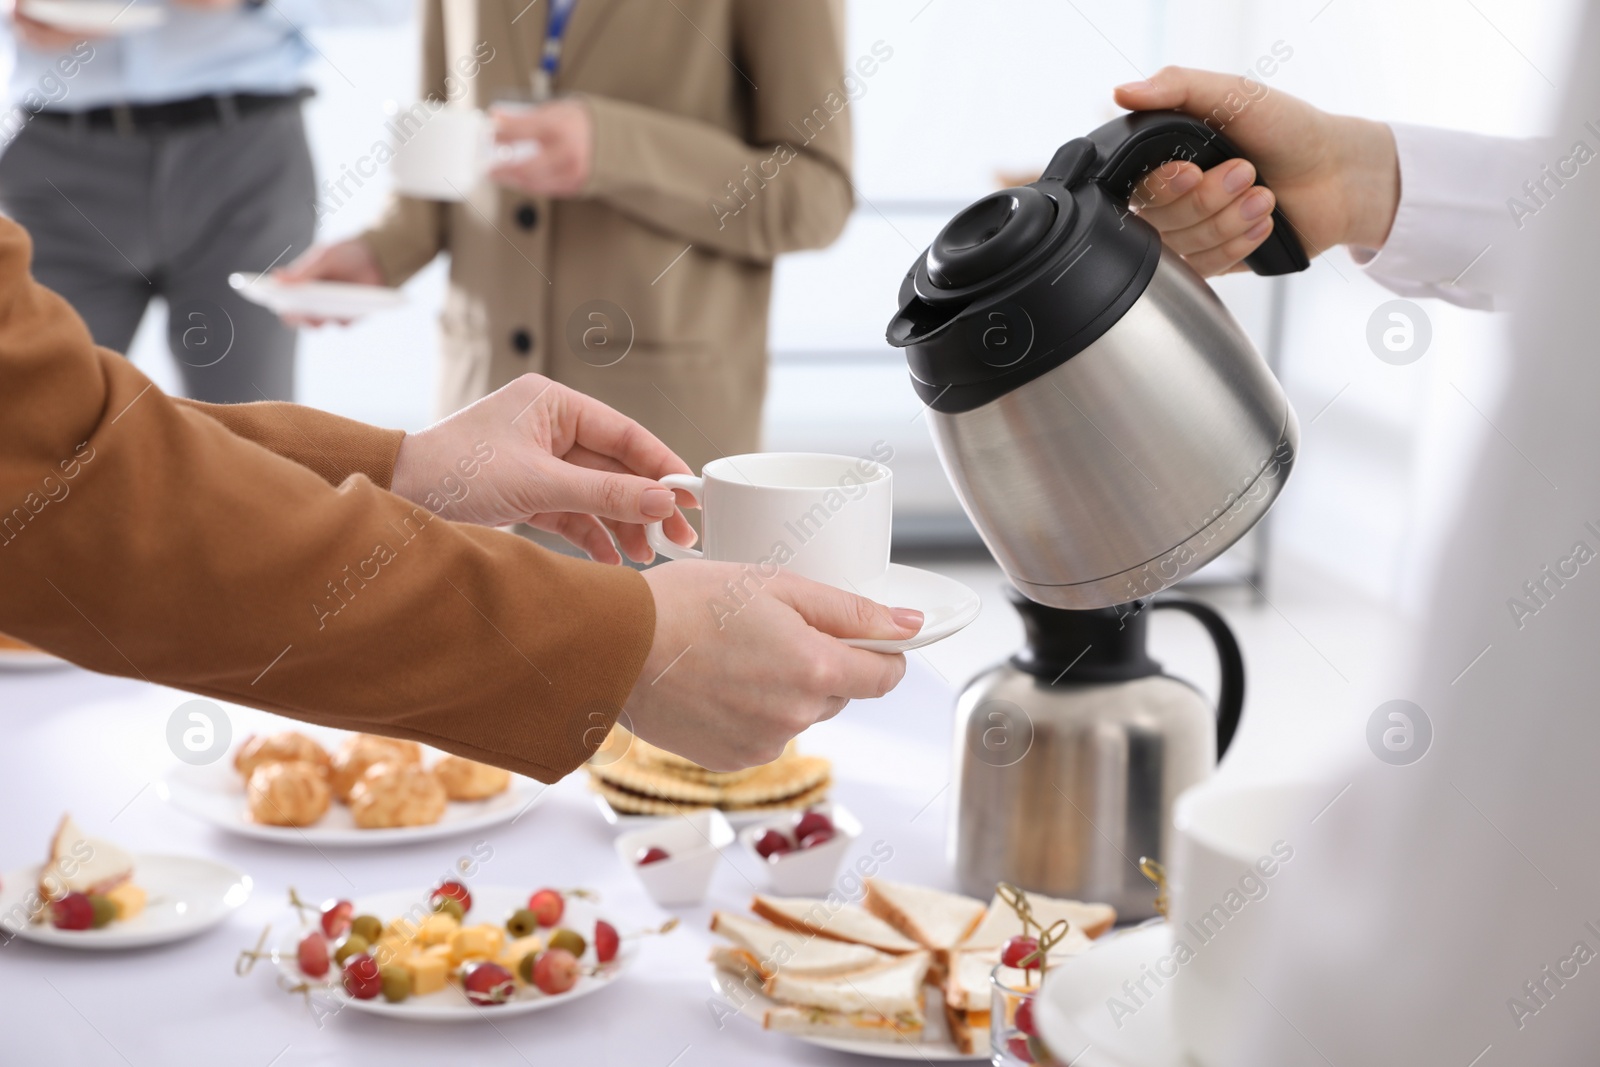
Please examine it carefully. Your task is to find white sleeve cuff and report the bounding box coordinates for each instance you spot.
[1356,122,1549,311]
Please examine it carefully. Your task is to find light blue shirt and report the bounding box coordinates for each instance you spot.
[6,0,410,110]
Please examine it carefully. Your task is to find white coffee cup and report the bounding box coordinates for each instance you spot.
[644,453,892,591]
[389,106,493,201]
[1168,780,1331,1066]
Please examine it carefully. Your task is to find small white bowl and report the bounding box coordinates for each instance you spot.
[737,801,861,895]
[613,808,733,907]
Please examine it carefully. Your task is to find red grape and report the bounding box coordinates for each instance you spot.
[635,846,670,866]
[532,948,580,994]
[1015,996,1036,1036]
[298,931,330,978]
[342,953,382,999]
[320,899,353,939]
[430,880,472,915]
[753,830,793,860]
[528,887,564,926]
[1006,1035,1035,1064]
[49,892,93,931]
[798,828,836,849]
[594,920,620,964]
[462,961,515,1006]
[794,809,833,840]
[1001,935,1041,970]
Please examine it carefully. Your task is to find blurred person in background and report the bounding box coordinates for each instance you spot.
[283,0,857,479]
[0,0,408,402]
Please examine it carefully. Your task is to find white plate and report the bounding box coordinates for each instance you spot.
[0,646,71,671]
[710,967,984,1060]
[591,792,822,832]
[228,272,405,320]
[1035,922,1185,1067]
[844,563,981,652]
[162,761,548,848]
[0,854,251,950]
[21,0,166,33]
[271,886,635,1021]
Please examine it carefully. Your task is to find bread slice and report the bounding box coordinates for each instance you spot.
[37,813,133,902]
[960,889,1116,950]
[764,950,931,1018]
[862,878,986,950]
[764,1004,924,1044]
[708,911,890,981]
[750,894,921,953]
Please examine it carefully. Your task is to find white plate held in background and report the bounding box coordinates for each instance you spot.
[229,272,405,321]
[0,854,251,950]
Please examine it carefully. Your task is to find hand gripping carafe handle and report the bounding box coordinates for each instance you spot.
[1152,596,1245,759]
[1043,110,1311,277]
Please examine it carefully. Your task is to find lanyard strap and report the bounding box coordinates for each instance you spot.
[533,0,579,100]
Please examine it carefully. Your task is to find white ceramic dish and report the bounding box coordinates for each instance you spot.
[1035,922,1185,1067]
[271,886,634,1021]
[844,564,981,652]
[710,968,984,1060]
[735,801,860,896]
[161,762,547,848]
[0,854,251,950]
[590,793,819,832]
[0,646,71,671]
[228,272,405,320]
[21,0,166,33]
[613,808,732,907]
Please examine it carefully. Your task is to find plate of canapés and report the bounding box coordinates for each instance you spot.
[267,879,658,1020]
[163,729,547,846]
[0,813,251,950]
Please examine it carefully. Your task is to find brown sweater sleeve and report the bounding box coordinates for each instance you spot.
[173,399,406,490]
[0,219,653,783]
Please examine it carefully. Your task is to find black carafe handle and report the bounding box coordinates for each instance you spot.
[1152,596,1245,760]
[1049,110,1311,277]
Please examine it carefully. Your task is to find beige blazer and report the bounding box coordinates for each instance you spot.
[362,0,855,475]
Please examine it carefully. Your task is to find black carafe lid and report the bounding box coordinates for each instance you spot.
[886,112,1309,414]
[1006,585,1162,685]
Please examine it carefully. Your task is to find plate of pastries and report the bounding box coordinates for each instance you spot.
[162,728,546,846]
[585,727,833,827]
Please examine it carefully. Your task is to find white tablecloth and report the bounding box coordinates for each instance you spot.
[0,659,967,1067]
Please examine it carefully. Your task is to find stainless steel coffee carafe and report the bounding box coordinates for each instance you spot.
[950,589,1243,920]
[888,112,1310,609]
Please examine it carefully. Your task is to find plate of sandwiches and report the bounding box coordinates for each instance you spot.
[586,728,832,825]
[0,813,251,949]
[0,631,69,671]
[163,729,547,847]
[706,879,1116,1058]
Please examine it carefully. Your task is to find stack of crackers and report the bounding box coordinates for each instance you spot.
[586,728,831,816]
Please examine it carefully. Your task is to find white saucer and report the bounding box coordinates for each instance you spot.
[1035,922,1187,1067]
[21,0,166,32]
[229,272,405,320]
[0,854,251,950]
[843,563,981,652]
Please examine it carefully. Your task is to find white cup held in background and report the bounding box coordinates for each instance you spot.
[389,106,492,201]
[644,452,892,591]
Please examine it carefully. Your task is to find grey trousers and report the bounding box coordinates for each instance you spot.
[0,103,315,402]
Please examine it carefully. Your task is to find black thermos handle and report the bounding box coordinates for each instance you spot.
[1152,596,1245,760]
[1060,110,1310,277]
